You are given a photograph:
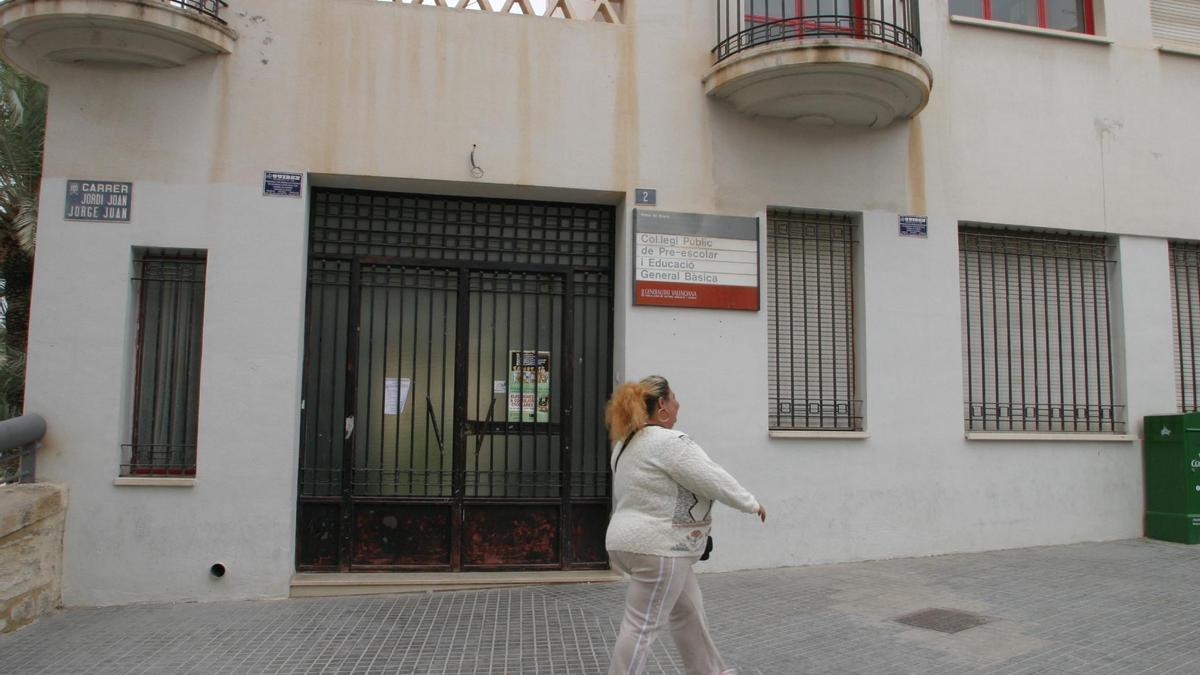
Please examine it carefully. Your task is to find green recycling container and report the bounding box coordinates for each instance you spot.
[1143,412,1200,544]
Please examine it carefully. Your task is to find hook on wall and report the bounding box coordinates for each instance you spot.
[469,144,485,179]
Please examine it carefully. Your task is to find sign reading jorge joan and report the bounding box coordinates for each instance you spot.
[64,179,132,223]
[633,209,759,310]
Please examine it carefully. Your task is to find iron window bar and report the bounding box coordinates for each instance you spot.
[715,0,923,63]
[959,227,1123,433]
[120,444,198,477]
[1170,241,1200,413]
[124,249,207,477]
[767,209,861,431]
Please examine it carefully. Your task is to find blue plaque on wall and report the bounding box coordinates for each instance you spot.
[64,180,132,222]
[899,215,928,237]
[264,171,303,198]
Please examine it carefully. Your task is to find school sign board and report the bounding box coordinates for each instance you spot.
[633,209,759,310]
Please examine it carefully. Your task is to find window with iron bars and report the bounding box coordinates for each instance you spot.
[122,249,207,476]
[959,227,1123,433]
[767,210,861,431]
[1170,241,1200,413]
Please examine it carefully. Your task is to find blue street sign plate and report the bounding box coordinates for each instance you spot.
[64,180,132,222]
[899,215,928,237]
[264,171,302,198]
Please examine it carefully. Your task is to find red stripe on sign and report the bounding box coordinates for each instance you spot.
[634,281,759,311]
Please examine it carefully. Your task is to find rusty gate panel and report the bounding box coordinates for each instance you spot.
[297,502,340,570]
[570,503,610,565]
[352,504,452,568]
[463,505,560,567]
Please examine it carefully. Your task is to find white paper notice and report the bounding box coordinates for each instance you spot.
[385,378,412,415]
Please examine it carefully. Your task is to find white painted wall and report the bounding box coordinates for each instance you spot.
[17,0,1198,603]
[28,181,308,605]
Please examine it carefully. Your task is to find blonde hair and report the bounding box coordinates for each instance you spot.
[604,375,671,441]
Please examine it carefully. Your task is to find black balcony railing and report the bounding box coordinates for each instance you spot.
[714,0,921,63]
[0,0,227,23]
[167,0,228,24]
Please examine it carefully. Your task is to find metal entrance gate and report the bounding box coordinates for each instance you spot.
[297,190,614,571]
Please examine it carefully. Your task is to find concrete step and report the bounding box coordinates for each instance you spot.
[290,569,621,598]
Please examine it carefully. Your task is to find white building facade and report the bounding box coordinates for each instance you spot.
[2,0,1198,606]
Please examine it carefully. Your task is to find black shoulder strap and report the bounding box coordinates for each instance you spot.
[613,427,640,469]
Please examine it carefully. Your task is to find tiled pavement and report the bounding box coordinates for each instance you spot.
[4,539,1200,674]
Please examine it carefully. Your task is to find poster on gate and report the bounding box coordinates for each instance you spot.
[507,350,551,422]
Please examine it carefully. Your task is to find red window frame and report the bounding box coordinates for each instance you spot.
[744,1,867,39]
[969,1,1095,35]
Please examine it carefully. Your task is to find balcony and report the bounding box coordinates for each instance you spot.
[704,1,932,128]
[0,0,236,74]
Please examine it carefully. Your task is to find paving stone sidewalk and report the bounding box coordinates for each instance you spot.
[4,539,1199,674]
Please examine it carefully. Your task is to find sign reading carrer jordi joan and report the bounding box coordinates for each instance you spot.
[633,209,760,311]
[64,180,132,223]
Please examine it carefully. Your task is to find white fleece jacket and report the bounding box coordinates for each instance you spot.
[605,425,760,558]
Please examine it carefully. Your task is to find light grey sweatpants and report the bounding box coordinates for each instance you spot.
[607,551,727,675]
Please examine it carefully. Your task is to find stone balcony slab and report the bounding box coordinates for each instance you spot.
[704,38,933,128]
[0,0,236,75]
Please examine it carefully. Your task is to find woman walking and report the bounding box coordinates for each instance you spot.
[605,375,766,675]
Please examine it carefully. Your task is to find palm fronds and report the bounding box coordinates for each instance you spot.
[0,60,46,411]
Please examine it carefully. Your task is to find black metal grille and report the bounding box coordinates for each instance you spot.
[462,271,563,498]
[166,0,227,24]
[310,191,611,269]
[715,0,922,63]
[959,227,1122,433]
[299,189,614,570]
[1171,241,1200,412]
[767,210,861,431]
[123,249,207,476]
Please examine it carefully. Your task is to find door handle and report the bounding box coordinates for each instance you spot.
[426,395,445,454]
[474,396,498,459]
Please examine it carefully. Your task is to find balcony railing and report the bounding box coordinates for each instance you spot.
[0,0,237,72]
[714,0,921,62]
[0,0,228,23]
[167,0,228,24]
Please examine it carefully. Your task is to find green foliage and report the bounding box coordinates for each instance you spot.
[0,61,46,413]
[0,61,45,253]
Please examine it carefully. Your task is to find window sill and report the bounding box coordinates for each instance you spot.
[770,430,870,439]
[113,477,196,487]
[965,432,1137,442]
[949,16,1113,46]
[1158,44,1200,59]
